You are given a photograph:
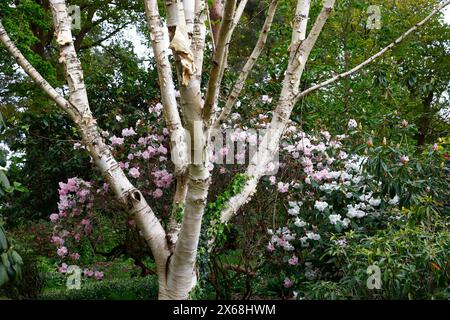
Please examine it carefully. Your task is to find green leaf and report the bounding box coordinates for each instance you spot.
[0,265,9,287]
[0,253,10,269]
[0,171,10,190]
[0,228,7,251]
[11,251,23,265]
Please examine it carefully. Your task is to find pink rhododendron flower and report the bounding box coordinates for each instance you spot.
[57,246,68,257]
[94,271,104,280]
[58,263,68,273]
[157,145,168,155]
[121,127,136,137]
[152,170,173,188]
[129,167,140,178]
[284,277,293,288]
[288,255,299,266]
[110,136,124,146]
[277,182,289,193]
[138,137,147,145]
[70,253,81,260]
[83,269,94,277]
[140,150,150,160]
[49,213,59,223]
[51,236,65,246]
[153,188,163,198]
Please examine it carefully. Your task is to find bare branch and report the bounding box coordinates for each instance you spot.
[144,0,189,176]
[220,0,336,224]
[214,0,279,128]
[0,21,78,120]
[203,0,237,123]
[295,0,450,102]
[192,0,207,78]
[230,0,249,34]
[183,0,196,36]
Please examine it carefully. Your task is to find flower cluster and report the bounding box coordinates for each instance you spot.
[260,120,409,293]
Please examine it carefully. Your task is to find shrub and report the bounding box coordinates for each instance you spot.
[40,276,158,300]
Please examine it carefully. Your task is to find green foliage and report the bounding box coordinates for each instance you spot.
[0,220,24,288]
[203,173,248,244]
[40,276,158,300]
[193,173,248,298]
[321,214,449,300]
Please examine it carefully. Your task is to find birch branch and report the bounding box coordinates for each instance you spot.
[220,0,336,224]
[202,0,237,123]
[287,0,311,90]
[214,0,278,128]
[230,0,249,34]
[183,0,196,36]
[160,0,212,300]
[144,0,189,176]
[294,0,450,102]
[192,0,207,78]
[49,0,169,269]
[0,21,78,121]
[289,0,333,91]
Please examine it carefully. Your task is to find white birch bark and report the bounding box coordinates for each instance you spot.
[48,1,171,279]
[144,0,188,176]
[183,0,196,36]
[221,0,334,223]
[192,0,207,78]
[152,0,211,300]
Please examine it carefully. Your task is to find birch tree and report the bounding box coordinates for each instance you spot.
[0,0,448,299]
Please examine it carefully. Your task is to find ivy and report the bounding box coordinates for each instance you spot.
[193,173,248,295]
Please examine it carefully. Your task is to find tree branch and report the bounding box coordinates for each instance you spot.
[214,0,278,128]
[50,0,170,265]
[220,0,335,224]
[144,0,189,176]
[294,0,450,102]
[192,0,207,78]
[0,21,78,120]
[202,0,237,124]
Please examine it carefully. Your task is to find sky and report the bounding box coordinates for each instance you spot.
[126,4,450,61]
